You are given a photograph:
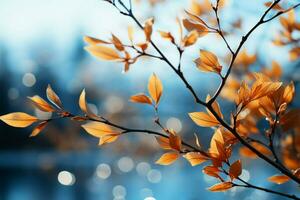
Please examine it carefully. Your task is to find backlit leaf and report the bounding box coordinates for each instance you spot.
[148,73,163,105]
[144,18,154,42]
[85,45,121,61]
[268,175,290,184]
[195,50,222,74]
[156,136,172,150]
[84,36,110,45]
[99,135,119,146]
[169,130,182,151]
[46,84,63,109]
[229,160,242,180]
[130,94,153,105]
[0,112,38,128]
[156,152,179,165]
[28,95,55,112]
[208,182,233,192]
[82,122,120,138]
[30,121,48,137]
[79,89,97,117]
[183,152,209,166]
[189,112,219,127]
[182,30,199,47]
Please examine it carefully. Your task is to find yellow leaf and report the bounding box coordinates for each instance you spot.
[144,18,154,42]
[195,50,222,74]
[130,94,153,105]
[82,122,120,138]
[156,152,179,165]
[169,130,182,151]
[189,112,219,127]
[183,152,209,166]
[99,135,119,146]
[155,136,172,150]
[182,30,199,47]
[158,31,175,43]
[229,160,242,180]
[83,36,110,45]
[182,19,208,37]
[46,84,63,109]
[30,121,48,137]
[208,182,233,192]
[28,95,55,112]
[85,45,121,61]
[268,175,290,184]
[148,73,163,105]
[79,89,97,117]
[0,112,38,128]
[111,34,124,51]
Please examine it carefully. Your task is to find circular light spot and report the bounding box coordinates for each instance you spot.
[7,88,19,100]
[144,197,156,200]
[118,157,134,173]
[166,117,182,132]
[140,188,153,198]
[240,169,250,182]
[57,171,75,186]
[147,169,162,183]
[136,162,151,176]
[22,73,36,87]
[112,185,126,198]
[96,163,111,179]
[104,95,124,114]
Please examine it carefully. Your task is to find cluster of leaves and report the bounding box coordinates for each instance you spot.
[1,0,300,199]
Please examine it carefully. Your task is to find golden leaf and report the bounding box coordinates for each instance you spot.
[144,18,154,42]
[169,130,182,151]
[148,73,163,105]
[128,26,134,43]
[195,50,222,74]
[28,95,55,112]
[83,36,110,45]
[0,112,38,128]
[111,34,124,51]
[189,112,219,127]
[130,94,153,105]
[30,121,48,137]
[182,19,208,37]
[99,135,119,146]
[239,142,271,158]
[158,31,175,43]
[85,45,121,61]
[268,175,290,184]
[203,165,221,179]
[155,152,179,165]
[78,89,97,117]
[234,49,256,66]
[46,84,63,109]
[183,152,209,166]
[208,182,233,192]
[182,30,199,47]
[229,160,242,180]
[81,122,120,138]
[156,136,172,150]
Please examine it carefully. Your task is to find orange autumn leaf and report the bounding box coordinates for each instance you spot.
[98,135,119,146]
[183,152,209,166]
[182,30,199,47]
[46,84,63,109]
[189,112,219,127]
[85,45,121,61]
[239,142,271,158]
[83,36,110,45]
[264,2,283,11]
[156,136,172,150]
[111,34,124,51]
[169,130,182,151]
[30,121,48,137]
[182,19,208,37]
[79,89,97,117]
[144,18,154,42]
[195,50,222,74]
[0,112,38,128]
[28,95,55,112]
[208,182,233,192]
[130,94,153,105]
[81,122,120,138]
[229,160,242,180]
[158,31,175,43]
[268,175,290,184]
[203,165,221,179]
[148,73,163,105]
[156,152,179,165]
